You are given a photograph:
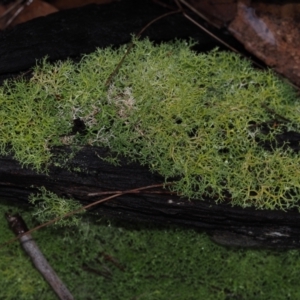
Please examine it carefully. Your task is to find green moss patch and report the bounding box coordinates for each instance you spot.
[1,39,300,209]
[0,202,300,300]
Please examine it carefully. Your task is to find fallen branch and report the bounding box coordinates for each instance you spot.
[5,213,74,300]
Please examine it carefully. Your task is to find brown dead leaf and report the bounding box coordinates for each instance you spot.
[229,1,300,87]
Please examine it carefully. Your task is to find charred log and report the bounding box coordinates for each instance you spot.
[1,146,300,249]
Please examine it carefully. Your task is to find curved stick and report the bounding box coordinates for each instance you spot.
[5,213,74,300]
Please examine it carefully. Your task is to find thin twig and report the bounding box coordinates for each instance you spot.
[105,9,180,87]
[87,188,176,197]
[5,213,74,300]
[261,103,291,123]
[151,0,177,11]
[0,183,172,249]
[177,0,220,28]
[174,0,264,69]
[174,0,238,54]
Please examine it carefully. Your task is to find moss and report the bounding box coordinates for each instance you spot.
[1,201,300,300]
[1,38,300,210]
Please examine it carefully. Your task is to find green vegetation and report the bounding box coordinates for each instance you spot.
[2,38,300,300]
[28,187,84,227]
[0,202,300,300]
[0,38,300,210]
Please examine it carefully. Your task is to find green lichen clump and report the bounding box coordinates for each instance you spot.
[1,38,300,210]
[28,187,84,226]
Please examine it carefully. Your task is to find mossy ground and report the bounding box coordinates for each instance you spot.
[1,201,300,300]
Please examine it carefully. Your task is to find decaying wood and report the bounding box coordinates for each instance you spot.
[1,0,300,249]
[1,146,300,249]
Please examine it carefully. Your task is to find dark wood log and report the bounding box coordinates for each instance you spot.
[1,0,300,249]
[1,146,300,249]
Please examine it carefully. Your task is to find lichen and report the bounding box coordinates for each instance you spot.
[28,187,84,227]
[1,38,300,210]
